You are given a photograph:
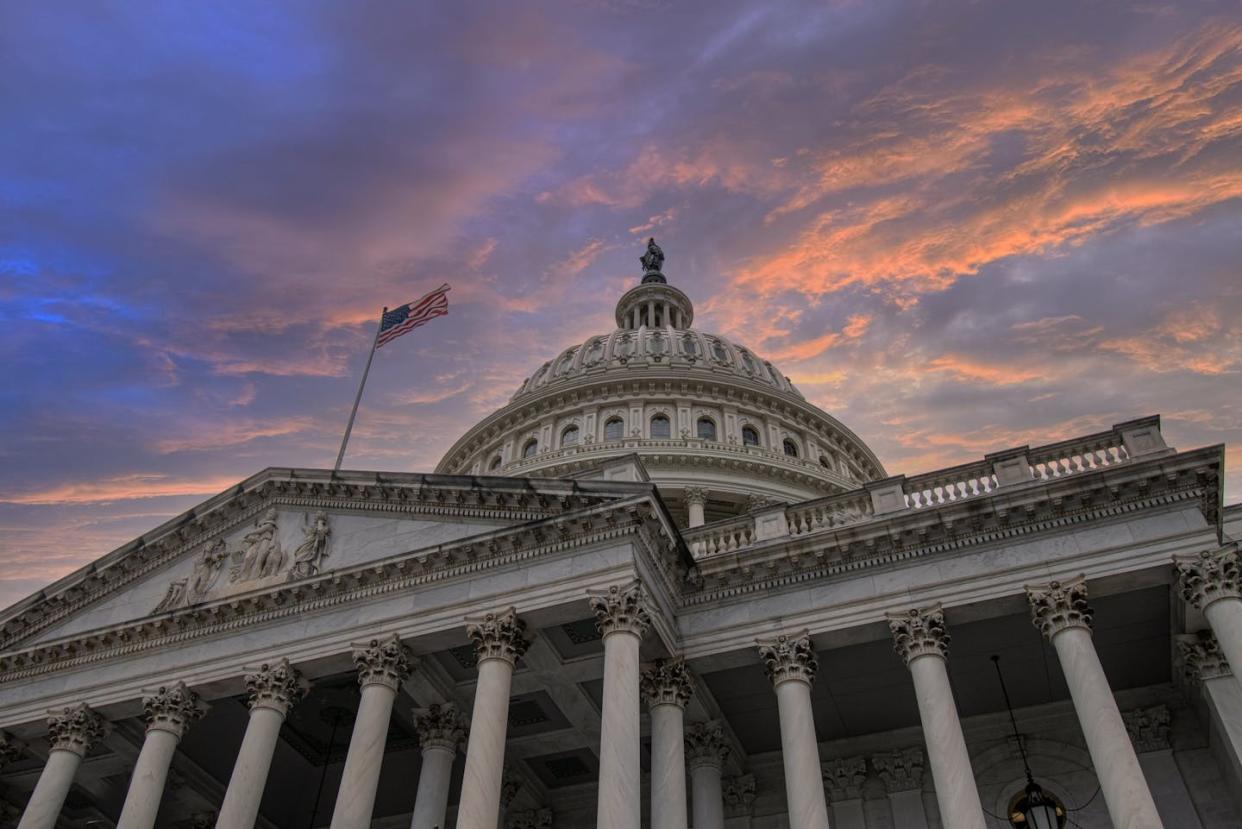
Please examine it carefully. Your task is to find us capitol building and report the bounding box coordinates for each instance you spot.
[1,240,1240,829]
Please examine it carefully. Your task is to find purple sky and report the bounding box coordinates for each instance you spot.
[2,1,1241,609]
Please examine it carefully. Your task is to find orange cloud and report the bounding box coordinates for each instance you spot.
[924,355,1044,385]
[0,474,242,506]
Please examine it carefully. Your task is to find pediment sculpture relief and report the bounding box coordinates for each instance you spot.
[153,510,332,613]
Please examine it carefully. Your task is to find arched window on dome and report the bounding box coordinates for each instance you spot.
[561,425,579,447]
[818,454,833,470]
[742,425,760,447]
[604,417,625,441]
[738,350,756,373]
[681,335,699,357]
[586,338,604,363]
[489,455,503,471]
[557,349,577,375]
[710,339,728,362]
[697,417,717,441]
[615,336,633,359]
[522,438,539,458]
[650,414,671,439]
[783,439,799,457]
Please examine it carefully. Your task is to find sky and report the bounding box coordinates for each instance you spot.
[2,1,1241,610]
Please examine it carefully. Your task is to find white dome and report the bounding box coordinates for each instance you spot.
[436,241,885,524]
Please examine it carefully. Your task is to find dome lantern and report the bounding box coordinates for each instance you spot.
[615,238,694,331]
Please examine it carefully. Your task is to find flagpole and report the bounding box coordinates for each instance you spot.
[334,307,386,472]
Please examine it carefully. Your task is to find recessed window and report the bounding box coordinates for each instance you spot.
[561,425,579,447]
[742,426,760,447]
[604,418,624,440]
[522,439,539,458]
[682,335,699,357]
[697,417,717,441]
[650,415,671,439]
[489,455,503,471]
[711,340,728,362]
[818,454,832,469]
[783,439,799,457]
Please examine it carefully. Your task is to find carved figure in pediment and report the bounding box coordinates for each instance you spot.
[189,540,228,598]
[289,511,331,580]
[233,508,283,581]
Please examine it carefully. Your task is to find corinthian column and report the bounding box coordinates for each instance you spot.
[331,634,412,829]
[684,487,709,529]
[685,721,729,829]
[822,756,866,829]
[17,704,108,829]
[1179,631,1242,794]
[1176,547,1242,689]
[1027,577,1163,828]
[755,631,829,829]
[641,658,693,829]
[590,581,652,829]
[218,659,308,829]
[411,703,468,829]
[887,605,984,829]
[117,682,206,829]
[458,608,529,829]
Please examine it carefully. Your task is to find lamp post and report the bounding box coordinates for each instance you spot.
[991,655,1063,829]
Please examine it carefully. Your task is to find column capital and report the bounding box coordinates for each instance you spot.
[352,633,412,691]
[1175,547,1241,610]
[887,604,950,664]
[47,703,108,757]
[1122,704,1171,753]
[466,607,530,666]
[142,681,207,738]
[245,657,309,715]
[589,580,652,639]
[1026,575,1093,639]
[756,629,818,687]
[685,720,730,771]
[684,486,709,507]
[641,657,694,709]
[872,746,925,793]
[822,756,867,802]
[414,702,468,753]
[1177,630,1232,683]
[500,764,523,809]
[506,807,553,829]
[722,773,756,818]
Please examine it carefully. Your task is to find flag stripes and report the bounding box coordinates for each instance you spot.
[377,283,450,348]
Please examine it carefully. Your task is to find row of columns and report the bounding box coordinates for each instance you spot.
[10,546,1242,829]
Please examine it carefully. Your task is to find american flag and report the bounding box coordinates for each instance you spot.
[377,284,450,348]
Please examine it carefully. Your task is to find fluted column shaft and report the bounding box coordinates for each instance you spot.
[650,705,688,829]
[18,704,108,829]
[331,635,412,829]
[592,582,652,829]
[458,608,529,829]
[411,745,454,829]
[1029,578,1163,829]
[218,660,308,829]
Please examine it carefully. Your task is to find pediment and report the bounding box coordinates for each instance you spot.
[1,467,649,651]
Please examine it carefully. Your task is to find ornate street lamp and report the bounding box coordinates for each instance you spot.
[992,655,1065,829]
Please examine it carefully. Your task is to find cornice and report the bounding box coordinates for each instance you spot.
[0,495,679,682]
[684,447,1219,604]
[0,471,640,651]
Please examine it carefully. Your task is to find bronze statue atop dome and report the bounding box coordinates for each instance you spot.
[640,237,666,283]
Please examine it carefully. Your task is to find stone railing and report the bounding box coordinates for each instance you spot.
[684,417,1169,559]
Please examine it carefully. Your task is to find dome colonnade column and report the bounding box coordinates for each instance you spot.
[886,605,985,829]
[590,580,652,829]
[641,658,693,829]
[16,704,109,829]
[1026,576,1164,828]
[117,682,207,829]
[457,607,530,829]
[755,630,831,829]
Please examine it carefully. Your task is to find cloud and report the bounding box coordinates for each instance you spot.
[1,474,242,506]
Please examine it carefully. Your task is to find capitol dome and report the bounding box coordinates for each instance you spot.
[435,239,886,526]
